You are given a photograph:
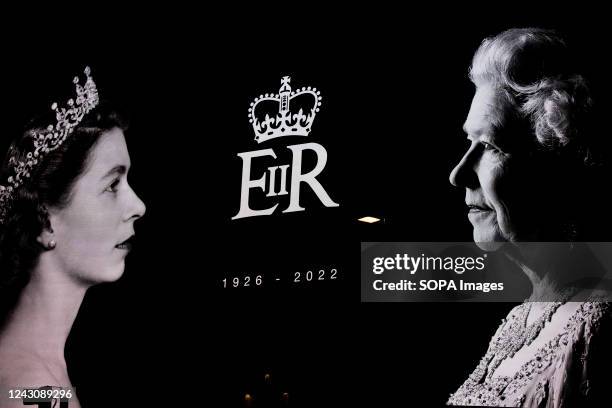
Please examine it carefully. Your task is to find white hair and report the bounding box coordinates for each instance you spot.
[470,28,595,163]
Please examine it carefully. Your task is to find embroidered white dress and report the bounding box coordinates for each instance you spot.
[448,300,612,407]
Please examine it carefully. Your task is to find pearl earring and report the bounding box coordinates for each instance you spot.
[48,240,56,250]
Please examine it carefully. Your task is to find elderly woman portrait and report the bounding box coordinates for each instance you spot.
[447,28,612,406]
[0,67,146,407]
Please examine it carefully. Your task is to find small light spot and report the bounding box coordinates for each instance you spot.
[358,216,382,224]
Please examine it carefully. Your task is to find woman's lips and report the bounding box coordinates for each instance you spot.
[467,204,492,213]
[467,205,494,221]
[115,236,134,251]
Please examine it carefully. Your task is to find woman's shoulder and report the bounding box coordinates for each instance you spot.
[556,299,612,404]
[0,361,74,408]
[0,352,58,389]
[572,297,612,333]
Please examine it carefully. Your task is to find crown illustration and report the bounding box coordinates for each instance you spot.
[0,66,99,225]
[248,76,322,143]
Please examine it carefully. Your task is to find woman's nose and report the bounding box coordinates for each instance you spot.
[125,183,146,221]
[449,144,478,188]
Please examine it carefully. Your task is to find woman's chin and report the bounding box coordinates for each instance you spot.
[106,263,126,282]
[88,263,126,284]
[474,240,506,252]
[472,225,507,251]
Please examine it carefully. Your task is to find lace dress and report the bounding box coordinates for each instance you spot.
[448,300,612,407]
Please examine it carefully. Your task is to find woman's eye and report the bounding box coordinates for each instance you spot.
[105,179,120,193]
[481,142,501,153]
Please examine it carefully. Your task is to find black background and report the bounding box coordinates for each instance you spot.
[2,9,612,407]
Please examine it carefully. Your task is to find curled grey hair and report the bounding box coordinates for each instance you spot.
[469,28,595,164]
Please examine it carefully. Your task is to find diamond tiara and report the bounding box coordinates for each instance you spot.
[0,66,99,225]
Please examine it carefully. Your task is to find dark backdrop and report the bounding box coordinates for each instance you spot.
[1,10,611,407]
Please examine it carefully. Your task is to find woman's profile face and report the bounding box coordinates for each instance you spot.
[449,85,543,247]
[46,127,146,283]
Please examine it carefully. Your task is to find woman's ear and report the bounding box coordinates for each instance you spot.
[36,226,54,247]
[36,206,55,248]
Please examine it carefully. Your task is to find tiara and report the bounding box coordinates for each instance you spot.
[0,66,99,225]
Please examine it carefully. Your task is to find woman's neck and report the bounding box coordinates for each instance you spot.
[504,243,603,301]
[0,258,87,371]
